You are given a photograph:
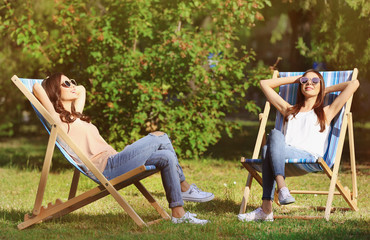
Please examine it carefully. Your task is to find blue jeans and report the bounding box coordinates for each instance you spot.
[261,129,314,201]
[103,133,185,208]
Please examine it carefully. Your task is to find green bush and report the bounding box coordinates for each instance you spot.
[294,0,370,76]
[1,0,272,158]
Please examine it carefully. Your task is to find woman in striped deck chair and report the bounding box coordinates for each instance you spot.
[33,72,214,225]
[238,69,359,222]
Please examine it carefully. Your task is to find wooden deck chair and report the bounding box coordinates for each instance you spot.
[11,75,170,230]
[239,69,359,221]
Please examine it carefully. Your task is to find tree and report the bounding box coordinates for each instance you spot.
[1,0,272,158]
[294,0,370,77]
[247,0,369,120]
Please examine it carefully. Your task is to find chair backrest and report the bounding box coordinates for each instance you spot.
[275,70,354,168]
[19,78,93,180]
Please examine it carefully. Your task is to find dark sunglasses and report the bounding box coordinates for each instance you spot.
[61,79,77,88]
[300,77,320,85]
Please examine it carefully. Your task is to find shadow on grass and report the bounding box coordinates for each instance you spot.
[2,208,369,240]
[0,207,162,231]
[186,198,241,215]
[233,218,370,240]
[1,208,27,223]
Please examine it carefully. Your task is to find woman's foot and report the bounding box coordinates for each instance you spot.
[181,184,214,202]
[171,212,209,225]
[278,187,295,205]
[237,207,274,222]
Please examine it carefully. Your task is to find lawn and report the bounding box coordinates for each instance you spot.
[0,124,369,239]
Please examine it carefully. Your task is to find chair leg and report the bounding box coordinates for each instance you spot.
[319,159,358,211]
[134,181,171,220]
[239,174,253,214]
[240,160,264,214]
[320,159,358,221]
[324,112,349,221]
[32,125,58,216]
[347,113,358,204]
[106,185,148,227]
[68,169,80,199]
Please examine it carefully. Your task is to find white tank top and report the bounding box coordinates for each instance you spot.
[283,110,330,158]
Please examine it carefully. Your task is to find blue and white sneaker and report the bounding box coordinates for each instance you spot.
[181,184,214,202]
[238,207,274,222]
[172,212,209,225]
[278,187,295,205]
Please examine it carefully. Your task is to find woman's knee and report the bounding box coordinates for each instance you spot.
[161,150,177,165]
[269,129,284,138]
[261,145,268,160]
[147,150,176,167]
[268,129,285,144]
[151,131,166,136]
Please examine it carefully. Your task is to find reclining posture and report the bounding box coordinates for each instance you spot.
[238,69,359,221]
[33,72,214,225]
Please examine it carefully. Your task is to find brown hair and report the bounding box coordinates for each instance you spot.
[284,69,327,132]
[42,73,90,130]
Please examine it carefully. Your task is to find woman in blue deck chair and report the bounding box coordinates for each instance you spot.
[238,69,359,222]
[33,72,214,225]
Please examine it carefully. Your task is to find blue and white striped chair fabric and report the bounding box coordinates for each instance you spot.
[245,70,353,176]
[20,78,157,183]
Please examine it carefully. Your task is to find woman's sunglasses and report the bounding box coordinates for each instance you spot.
[61,79,77,88]
[300,77,320,85]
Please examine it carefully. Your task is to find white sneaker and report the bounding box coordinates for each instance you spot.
[278,187,295,205]
[181,184,214,202]
[171,212,209,225]
[238,207,274,222]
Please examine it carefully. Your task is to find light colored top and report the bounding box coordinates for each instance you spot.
[65,118,117,172]
[283,110,330,158]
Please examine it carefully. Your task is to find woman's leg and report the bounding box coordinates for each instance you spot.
[104,133,185,213]
[239,129,316,221]
[103,132,208,224]
[261,129,314,212]
[145,150,184,210]
[261,129,286,202]
[103,132,186,181]
[141,132,208,195]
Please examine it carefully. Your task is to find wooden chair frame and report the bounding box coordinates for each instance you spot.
[11,75,170,230]
[239,69,359,221]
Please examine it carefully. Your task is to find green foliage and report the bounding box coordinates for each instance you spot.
[1,0,271,158]
[83,0,271,158]
[294,0,370,76]
[270,13,290,44]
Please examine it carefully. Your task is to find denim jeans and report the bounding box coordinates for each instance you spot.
[261,129,314,201]
[102,133,185,208]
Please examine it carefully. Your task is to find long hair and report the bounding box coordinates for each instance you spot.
[42,73,91,129]
[284,69,326,132]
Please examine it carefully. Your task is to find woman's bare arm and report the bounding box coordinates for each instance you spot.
[33,83,60,120]
[260,75,301,116]
[74,85,86,113]
[324,79,360,123]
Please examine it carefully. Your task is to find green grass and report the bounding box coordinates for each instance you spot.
[0,159,369,239]
[0,124,369,239]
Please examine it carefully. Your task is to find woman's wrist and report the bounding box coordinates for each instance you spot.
[76,85,86,95]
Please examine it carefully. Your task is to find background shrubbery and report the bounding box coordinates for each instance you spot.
[0,0,272,158]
